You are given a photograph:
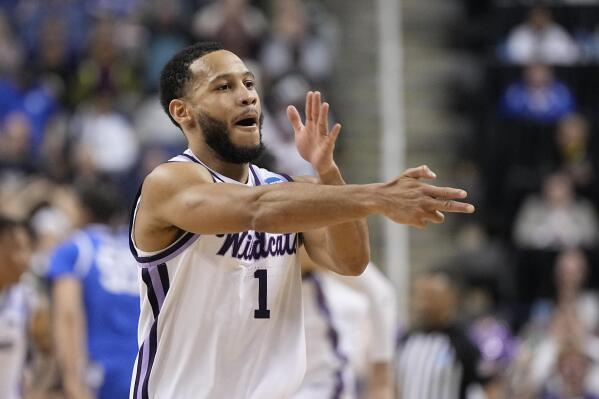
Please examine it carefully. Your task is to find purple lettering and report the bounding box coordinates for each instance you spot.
[217,232,247,257]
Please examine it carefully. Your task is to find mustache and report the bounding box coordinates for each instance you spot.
[197,111,265,164]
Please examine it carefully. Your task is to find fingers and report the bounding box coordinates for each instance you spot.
[305,91,339,137]
[330,123,342,142]
[305,92,313,122]
[424,198,475,214]
[312,91,321,122]
[426,210,445,224]
[287,105,304,132]
[422,185,467,200]
[318,102,329,134]
[403,165,436,180]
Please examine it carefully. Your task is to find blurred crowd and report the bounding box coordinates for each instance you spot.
[436,0,599,397]
[0,0,339,214]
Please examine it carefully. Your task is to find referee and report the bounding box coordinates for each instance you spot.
[397,270,495,399]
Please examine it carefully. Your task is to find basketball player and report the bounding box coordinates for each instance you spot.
[0,216,39,399]
[129,42,474,398]
[48,183,139,399]
[297,248,397,399]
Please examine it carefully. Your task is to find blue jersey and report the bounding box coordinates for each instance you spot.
[47,225,140,399]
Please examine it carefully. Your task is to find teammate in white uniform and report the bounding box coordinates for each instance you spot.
[297,248,397,399]
[129,42,474,399]
[0,216,36,399]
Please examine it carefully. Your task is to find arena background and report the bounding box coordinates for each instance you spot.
[0,0,598,397]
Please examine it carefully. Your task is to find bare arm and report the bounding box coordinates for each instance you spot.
[52,278,93,399]
[297,168,370,275]
[135,162,472,257]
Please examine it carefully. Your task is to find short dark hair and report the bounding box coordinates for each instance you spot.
[76,180,124,224]
[159,42,224,129]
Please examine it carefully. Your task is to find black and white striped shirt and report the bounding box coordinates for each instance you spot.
[397,325,486,399]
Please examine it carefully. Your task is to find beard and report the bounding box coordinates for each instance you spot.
[197,111,265,164]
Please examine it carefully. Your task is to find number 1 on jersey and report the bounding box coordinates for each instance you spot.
[253,269,270,319]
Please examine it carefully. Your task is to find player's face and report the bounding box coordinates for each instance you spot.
[0,227,31,285]
[187,50,264,163]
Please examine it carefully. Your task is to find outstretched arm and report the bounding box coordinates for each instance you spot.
[135,160,472,272]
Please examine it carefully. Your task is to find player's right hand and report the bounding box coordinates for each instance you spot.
[381,165,475,229]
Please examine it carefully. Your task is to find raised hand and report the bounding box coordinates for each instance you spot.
[383,165,475,228]
[286,91,341,175]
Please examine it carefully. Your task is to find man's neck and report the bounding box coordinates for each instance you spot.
[188,141,249,184]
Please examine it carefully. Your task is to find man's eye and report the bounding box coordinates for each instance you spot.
[217,84,229,91]
[244,81,255,89]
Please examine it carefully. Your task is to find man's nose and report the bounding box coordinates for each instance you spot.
[239,88,257,106]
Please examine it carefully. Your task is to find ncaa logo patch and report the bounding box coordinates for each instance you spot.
[265,176,284,184]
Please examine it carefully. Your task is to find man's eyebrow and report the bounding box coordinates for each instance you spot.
[208,71,255,84]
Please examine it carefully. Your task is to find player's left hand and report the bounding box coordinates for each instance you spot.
[287,91,342,175]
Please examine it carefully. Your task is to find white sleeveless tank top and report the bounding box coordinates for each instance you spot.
[129,149,306,399]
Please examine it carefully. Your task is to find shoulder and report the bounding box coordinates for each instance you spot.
[141,161,214,200]
[47,231,92,280]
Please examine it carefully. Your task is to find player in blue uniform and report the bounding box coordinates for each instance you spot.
[47,183,139,399]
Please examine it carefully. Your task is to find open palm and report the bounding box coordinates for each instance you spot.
[286,91,342,175]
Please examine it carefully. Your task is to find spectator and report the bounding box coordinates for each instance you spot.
[0,112,36,176]
[70,90,140,187]
[499,64,575,124]
[513,249,599,398]
[133,94,187,152]
[0,10,23,74]
[33,16,78,103]
[0,69,60,158]
[191,0,267,60]
[47,182,140,399]
[541,343,599,399]
[534,250,599,336]
[260,0,335,84]
[70,18,139,109]
[504,6,579,65]
[468,316,517,399]
[513,173,598,250]
[15,0,88,59]
[142,2,188,92]
[397,270,494,399]
[554,114,597,199]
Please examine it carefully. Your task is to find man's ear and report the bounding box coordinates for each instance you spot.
[169,99,192,127]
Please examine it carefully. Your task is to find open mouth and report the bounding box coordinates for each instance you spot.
[235,117,258,127]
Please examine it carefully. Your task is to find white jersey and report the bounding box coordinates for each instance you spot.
[295,264,397,399]
[295,271,368,399]
[0,282,33,399]
[129,149,305,399]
